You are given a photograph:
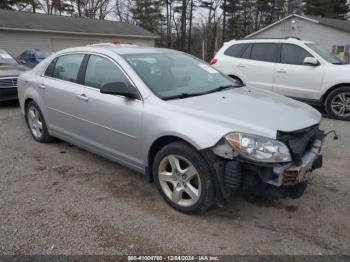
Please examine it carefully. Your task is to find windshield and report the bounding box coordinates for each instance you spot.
[306,43,345,64]
[122,52,241,100]
[36,50,53,59]
[0,51,18,65]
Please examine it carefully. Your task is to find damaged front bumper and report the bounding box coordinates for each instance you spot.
[208,127,324,202]
[263,139,323,187]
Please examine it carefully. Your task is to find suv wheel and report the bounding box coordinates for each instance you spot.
[325,87,350,121]
[26,101,54,143]
[153,142,215,213]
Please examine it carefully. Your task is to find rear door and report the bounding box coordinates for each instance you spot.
[76,54,143,168]
[240,43,278,92]
[215,43,250,81]
[41,53,86,139]
[273,44,324,100]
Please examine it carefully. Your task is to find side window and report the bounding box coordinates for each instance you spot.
[224,44,249,58]
[241,44,252,59]
[21,51,29,60]
[44,58,57,77]
[281,44,313,65]
[52,54,84,83]
[28,50,35,60]
[84,55,130,89]
[250,43,277,62]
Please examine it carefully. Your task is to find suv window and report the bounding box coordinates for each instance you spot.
[51,54,84,83]
[281,44,313,65]
[224,44,249,58]
[241,44,252,59]
[250,43,277,62]
[84,55,130,89]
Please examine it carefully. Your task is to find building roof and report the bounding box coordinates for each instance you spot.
[246,14,350,38]
[306,15,350,34]
[0,9,159,39]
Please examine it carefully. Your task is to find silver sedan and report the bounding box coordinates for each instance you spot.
[18,44,324,213]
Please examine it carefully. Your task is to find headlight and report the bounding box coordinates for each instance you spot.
[225,132,291,163]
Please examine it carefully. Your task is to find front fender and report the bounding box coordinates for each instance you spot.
[141,104,230,164]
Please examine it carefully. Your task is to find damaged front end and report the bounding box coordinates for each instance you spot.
[207,125,325,203]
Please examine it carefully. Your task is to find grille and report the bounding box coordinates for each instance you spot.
[277,125,320,166]
[0,77,18,88]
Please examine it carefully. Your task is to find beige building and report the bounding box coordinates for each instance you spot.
[0,9,159,56]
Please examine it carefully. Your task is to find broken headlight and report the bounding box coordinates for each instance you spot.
[225,132,292,163]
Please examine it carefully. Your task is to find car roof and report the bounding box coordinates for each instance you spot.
[56,44,179,56]
[225,38,313,45]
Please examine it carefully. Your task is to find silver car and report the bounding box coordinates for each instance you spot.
[18,45,324,213]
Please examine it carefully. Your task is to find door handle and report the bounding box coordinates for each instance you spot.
[237,64,246,68]
[76,94,89,102]
[39,83,46,89]
[276,69,287,73]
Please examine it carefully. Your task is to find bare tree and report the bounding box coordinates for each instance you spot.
[200,0,223,60]
[115,0,133,22]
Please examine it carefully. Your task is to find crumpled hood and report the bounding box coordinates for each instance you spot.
[167,87,321,139]
[0,64,29,78]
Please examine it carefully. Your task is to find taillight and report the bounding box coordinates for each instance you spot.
[210,58,218,65]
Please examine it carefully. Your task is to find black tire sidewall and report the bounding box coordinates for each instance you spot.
[153,142,214,214]
[25,101,52,143]
[325,87,350,121]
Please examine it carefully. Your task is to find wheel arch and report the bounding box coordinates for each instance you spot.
[146,135,200,181]
[24,97,35,114]
[322,83,350,104]
[228,74,244,85]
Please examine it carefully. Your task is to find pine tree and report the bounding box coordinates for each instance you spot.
[304,0,349,19]
[130,0,163,33]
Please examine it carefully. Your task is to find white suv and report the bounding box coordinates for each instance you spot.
[212,38,350,120]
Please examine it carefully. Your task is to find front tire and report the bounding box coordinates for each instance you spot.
[153,142,215,214]
[26,101,54,143]
[325,87,350,121]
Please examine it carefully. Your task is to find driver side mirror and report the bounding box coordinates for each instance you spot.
[304,57,319,66]
[100,82,139,100]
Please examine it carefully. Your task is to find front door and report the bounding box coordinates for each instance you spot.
[75,54,143,168]
[273,44,324,100]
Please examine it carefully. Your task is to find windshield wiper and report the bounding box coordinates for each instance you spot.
[163,92,206,101]
[163,85,238,100]
[203,84,238,95]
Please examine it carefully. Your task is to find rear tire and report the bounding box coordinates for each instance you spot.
[25,101,54,143]
[325,87,350,121]
[153,141,215,214]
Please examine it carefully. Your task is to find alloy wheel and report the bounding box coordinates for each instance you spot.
[27,106,43,139]
[158,154,202,207]
[331,91,350,118]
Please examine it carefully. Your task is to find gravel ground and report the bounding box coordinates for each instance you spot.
[0,101,349,255]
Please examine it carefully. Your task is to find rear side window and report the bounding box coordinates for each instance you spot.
[250,43,277,62]
[51,54,84,83]
[281,44,313,65]
[84,55,130,89]
[224,44,249,58]
[44,58,57,77]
